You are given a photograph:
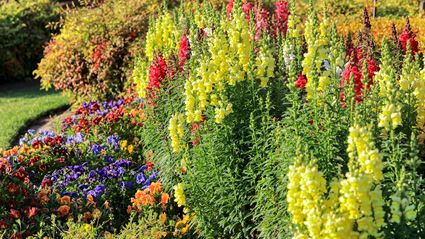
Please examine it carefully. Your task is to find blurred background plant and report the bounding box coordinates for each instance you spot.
[0,0,60,83]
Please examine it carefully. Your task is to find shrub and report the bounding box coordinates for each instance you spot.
[34,0,162,101]
[0,0,59,82]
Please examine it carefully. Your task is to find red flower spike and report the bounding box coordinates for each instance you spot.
[399,26,419,56]
[242,2,253,21]
[255,8,270,41]
[273,1,289,38]
[179,34,190,68]
[227,0,234,21]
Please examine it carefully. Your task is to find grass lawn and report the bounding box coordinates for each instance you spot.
[0,82,69,149]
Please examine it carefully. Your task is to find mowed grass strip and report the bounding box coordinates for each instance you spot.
[0,83,69,149]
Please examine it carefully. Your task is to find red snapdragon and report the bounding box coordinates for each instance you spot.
[273,1,289,38]
[255,8,270,41]
[178,34,190,67]
[227,0,234,21]
[295,74,307,89]
[340,58,378,104]
[147,55,167,92]
[399,25,419,55]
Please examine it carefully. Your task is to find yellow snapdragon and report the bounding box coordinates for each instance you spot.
[185,10,253,124]
[255,45,275,87]
[287,159,327,238]
[378,103,402,131]
[133,59,148,98]
[341,125,385,237]
[416,66,425,143]
[169,113,185,153]
[173,183,186,208]
[347,125,383,181]
[302,13,331,102]
[145,13,179,61]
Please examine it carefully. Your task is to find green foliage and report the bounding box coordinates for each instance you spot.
[0,0,60,82]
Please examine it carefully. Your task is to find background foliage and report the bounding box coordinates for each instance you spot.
[0,0,60,83]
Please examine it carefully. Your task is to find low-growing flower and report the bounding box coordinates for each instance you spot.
[57,205,70,217]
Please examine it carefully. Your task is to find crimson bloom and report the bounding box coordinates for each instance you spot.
[399,26,419,55]
[26,207,38,219]
[295,74,307,89]
[273,1,289,38]
[9,209,21,219]
[178,34,190,67]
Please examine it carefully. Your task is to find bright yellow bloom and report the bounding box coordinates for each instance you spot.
[127,144,134,154]
[347,125,383,181]
[83,223,91,232]
[145,13,179,61]
[255,45,275,87]
[173,183,186,208]
[120,140,128,150]
[378,103,402,131]
[302,13,331,102]
[287,158,327,237]
[169,113,185,153]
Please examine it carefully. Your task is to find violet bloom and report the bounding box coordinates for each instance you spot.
[74,132,83,143]
[104,155,114,163]
[91,144,103,155]
[120,181,132,190]
[136,172,145,184]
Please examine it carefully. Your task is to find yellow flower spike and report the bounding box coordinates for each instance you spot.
[173,183,186,207]
[169,113,186,153]
[255,45,275,88]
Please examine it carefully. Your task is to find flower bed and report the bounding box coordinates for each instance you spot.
[2,0,425,238]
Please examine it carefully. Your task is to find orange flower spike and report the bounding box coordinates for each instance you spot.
[161,193,170,206]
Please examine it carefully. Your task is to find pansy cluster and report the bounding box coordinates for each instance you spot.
[0,97,165,238]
